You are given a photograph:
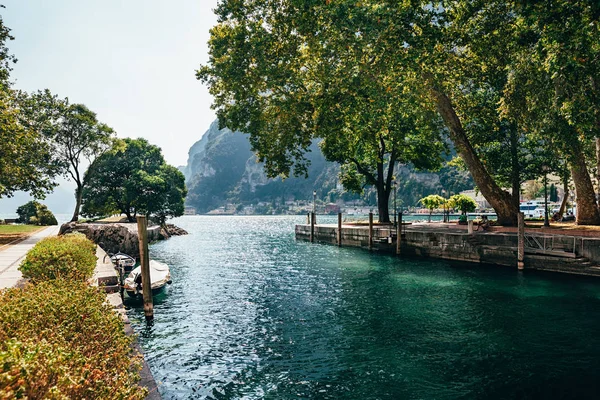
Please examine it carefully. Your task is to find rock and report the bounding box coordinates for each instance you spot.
[165,224,188,236]
[59,222,186,259]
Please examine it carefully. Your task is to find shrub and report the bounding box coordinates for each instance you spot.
[16,200,57,226]
[0,281,146,399]
[19,233,97,282]
[448,194,478,215]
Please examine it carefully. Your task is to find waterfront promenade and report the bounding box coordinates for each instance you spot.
[0,225,60,289]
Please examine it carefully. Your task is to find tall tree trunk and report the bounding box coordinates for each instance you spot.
[509,127,521,211]
[70,184,83,222]
[596,137,600,202]
[570,147,600,225]
[428,86,518,225]
[377,186,390,223]
[376,160,391,223]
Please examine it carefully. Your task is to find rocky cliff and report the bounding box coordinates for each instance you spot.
[183,120,474,213]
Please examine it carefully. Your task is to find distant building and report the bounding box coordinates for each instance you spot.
[184,206,196,215]
[459,190,491,210]
[325,203,341,214]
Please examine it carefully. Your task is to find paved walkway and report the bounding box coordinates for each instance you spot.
[0,225,60,289]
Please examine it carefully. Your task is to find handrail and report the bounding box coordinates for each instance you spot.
[523,233,582,257]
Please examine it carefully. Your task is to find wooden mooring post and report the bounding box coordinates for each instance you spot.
[396,212,402,255]
[310,212,315,243]
[337,212,342,247]
[517,212,525,270]
[136,216,154,321]
[368,212,374,251]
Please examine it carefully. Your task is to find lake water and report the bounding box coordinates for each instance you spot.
[127,216,600,399]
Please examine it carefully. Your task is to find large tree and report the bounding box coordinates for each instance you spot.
[19,91,115,222]
[199,0,527,225]
[82,138,187,223]
[198,0,445,223]
[501,0,600,225]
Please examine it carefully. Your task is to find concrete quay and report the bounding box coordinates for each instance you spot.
[296,222,600,277]
[94,246,161,400]
[0,225,60,289]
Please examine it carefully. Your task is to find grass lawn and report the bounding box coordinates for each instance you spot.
[0,225,45,245]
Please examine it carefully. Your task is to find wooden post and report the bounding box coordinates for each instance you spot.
[307,213,310,224]
[468,220,474,234]
[368,212,373,251]
[310,212,315,243]
[396,212,402,255]
[136,216,154,321]
[337,212,342,247]
[517,212,525,270]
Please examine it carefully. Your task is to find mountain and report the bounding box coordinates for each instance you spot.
[183,120,474,213]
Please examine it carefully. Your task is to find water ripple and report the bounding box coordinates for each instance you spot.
[126,216,600,399]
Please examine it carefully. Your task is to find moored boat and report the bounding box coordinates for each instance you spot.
[110,252,136,272]
[124,260,172,298]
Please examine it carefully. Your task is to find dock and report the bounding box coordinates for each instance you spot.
[296,222,600,277]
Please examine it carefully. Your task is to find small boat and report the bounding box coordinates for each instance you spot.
[124,260,172,298]
[110,252,136,272]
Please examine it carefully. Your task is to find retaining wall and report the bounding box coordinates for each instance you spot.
[295,224,600,277]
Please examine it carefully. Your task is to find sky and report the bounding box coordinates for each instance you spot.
[2,0,219,167]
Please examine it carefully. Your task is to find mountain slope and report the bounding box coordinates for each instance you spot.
[183,120,474,213]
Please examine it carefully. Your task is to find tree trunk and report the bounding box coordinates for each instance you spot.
[570,148,600,225]
[70,184,83,222]
[509,127,521,211]
[375,157,394,224]
[596,137,600,202]
[377,189,390,223]
[429,87,518,225]
[557,175,569,219]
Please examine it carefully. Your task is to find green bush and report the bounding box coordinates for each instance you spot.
[0,281,146,399]
[19,233,97,282]
[16,200,57,226]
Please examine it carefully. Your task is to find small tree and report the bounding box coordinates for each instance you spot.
[419,194,445,223]
[16,201,57,226]
[448,194,478,216]
[82,138,186,223]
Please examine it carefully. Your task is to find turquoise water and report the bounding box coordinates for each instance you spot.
[127,216,600,399]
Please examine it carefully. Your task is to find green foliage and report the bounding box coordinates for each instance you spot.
[419,195,445,212]
[199,1,447,222]
[0,280,146,399]
[16,200,57,226]
[19,233,96,282]
[82,138,186,222]
[19,91,116,221]
[448,194,478,215]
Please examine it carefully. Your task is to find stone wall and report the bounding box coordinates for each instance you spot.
[296,224,600,277]
[60,222,169,259]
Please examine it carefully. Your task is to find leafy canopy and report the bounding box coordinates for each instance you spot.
[448,194,477,215]
[82,138,187,223]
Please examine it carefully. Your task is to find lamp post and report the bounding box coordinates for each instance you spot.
[441,189,447,223]
[543,167,550,227]
[313,190,316,215]
[393,180,397,227]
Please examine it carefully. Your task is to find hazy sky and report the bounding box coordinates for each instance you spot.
[3,0,219,167]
